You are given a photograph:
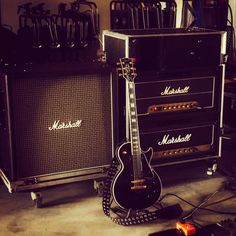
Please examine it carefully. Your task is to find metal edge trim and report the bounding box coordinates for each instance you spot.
[220,64,225,129]
[8,173,107,192]
[102,29,225,38]
[0,169,14,193]
[4,74,15,180]
[110,72,115,158]
[140,124,214,135]
[17,165,110,182]
[136,75,215,85]
[152,155,220,168]
[221,31,227,55]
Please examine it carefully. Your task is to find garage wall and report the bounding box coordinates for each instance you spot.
[229,0,236,29]
[0,0,235,35]
[1,0,109,33]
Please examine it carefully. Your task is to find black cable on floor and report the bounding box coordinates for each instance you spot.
[160,191,236,217]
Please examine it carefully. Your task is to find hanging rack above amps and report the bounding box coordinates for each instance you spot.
[109,0,177,30]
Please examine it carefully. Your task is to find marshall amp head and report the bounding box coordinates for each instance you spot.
[130,66,224,128]
[139,122,221,166]
[136,74,220,116]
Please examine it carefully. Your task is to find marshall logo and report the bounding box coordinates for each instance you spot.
[160,86,190,96]
[48,120,82,131]
[158,134,192,146]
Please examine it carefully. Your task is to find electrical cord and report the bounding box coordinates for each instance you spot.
[204,195,236,207]
[159,191,236,217]
[181,190,219,221]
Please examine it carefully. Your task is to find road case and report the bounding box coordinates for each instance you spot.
[103,27,226,71]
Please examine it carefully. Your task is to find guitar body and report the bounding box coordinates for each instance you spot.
[112,142,162,210]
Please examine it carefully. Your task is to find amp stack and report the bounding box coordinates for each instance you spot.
[103,28,227,172]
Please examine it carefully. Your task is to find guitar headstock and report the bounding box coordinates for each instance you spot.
[117,58,137,82]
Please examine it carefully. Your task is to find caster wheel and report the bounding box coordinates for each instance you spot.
[207,163,218,176]
[30,192,43,208]
[34,197,43,208]
[93,180,105,197]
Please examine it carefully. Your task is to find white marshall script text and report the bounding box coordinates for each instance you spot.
[160,86,190,96]
[48,120,82,131]
[158,134,192,146]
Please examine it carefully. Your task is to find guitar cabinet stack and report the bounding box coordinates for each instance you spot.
[103,28,227,169]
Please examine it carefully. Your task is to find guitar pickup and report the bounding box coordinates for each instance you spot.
[131,179,145,184]
[148,101,199,114]
[131,179,147,190]
[131,185,147,190]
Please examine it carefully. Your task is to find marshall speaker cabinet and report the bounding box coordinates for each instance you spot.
[106,28,227,168]
[0,62,114,192]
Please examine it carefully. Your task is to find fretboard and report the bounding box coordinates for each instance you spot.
[128,81,143,180]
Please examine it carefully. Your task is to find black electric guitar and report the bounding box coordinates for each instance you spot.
[111,58,162,210]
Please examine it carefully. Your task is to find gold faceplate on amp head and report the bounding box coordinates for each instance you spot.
[148,101,199,114]
[154,144,212,158]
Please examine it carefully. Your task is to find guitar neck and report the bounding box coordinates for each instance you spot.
[128,81,141,155]
[127,81,143,179]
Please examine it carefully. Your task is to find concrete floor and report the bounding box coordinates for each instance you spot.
[0,156,236,236]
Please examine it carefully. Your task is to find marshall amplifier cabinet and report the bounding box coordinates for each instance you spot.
[141,122,221,166]
[135,67,224,117]
[0,62,114,192]
[103,27,227,72]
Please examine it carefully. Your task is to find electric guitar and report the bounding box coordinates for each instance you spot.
[111,58,162,210]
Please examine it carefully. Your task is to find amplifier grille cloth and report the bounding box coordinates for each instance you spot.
[10,73,112,178]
